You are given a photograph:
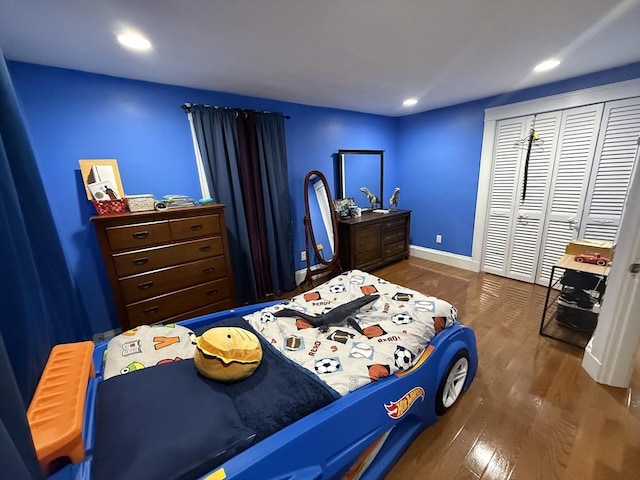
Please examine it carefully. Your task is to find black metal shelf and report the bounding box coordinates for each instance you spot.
[539,256,608,350]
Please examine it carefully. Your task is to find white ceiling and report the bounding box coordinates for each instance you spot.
[1,0,639,116]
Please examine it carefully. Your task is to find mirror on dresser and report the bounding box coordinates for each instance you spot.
[336,150,384,210]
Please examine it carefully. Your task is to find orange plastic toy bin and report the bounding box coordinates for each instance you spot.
[27,341,95,475]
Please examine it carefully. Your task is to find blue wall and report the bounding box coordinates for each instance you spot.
[8,60,639,333]
[397,62,640,256]
[7,61,396,333]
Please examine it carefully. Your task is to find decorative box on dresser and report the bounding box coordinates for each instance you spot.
[338,210,411,271]
[91,204,236,331]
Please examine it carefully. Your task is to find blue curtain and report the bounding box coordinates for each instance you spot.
[254,113,295,293]
[190,106,259,305]
[0,331,41,479]
[189,106,295,304]
[1,47,91,478]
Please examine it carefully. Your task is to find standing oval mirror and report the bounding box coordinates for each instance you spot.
[301,170,341,287]
[337,150,384,211]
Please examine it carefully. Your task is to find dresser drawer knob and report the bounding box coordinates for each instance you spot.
[199,245,211,252]
[144,306,159,315]
[138,281,154,289]
[207,289,218,296]
[203,267,216,273]
[132,231,149,239]
[190,224,204,231]
[132,257,149,265]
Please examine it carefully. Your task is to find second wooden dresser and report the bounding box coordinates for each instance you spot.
[338,210,411,271]
[91,204,236,331]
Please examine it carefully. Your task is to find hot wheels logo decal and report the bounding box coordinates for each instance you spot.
[384,386,425,419]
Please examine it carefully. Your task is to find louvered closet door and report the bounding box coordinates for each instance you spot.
[536,104,605,286]
[507,112,561,282]
[482,118,528,276]
[579,98,640,242]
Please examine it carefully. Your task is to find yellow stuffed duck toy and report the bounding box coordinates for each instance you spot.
[194,327,262,382]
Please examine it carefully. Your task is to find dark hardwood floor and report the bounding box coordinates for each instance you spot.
[378,257,640,480]
[283,257,640,479]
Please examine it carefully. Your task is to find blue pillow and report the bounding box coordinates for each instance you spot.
[92,359,256,480]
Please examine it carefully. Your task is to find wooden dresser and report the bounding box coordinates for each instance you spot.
[91,204,235,330]
[338,210,411,271]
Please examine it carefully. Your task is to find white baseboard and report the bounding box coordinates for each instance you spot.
[582,343,607,384]
[295,268,307,285]
[294,263,327,285]
[409,245,480,272]
[296,247,479,283]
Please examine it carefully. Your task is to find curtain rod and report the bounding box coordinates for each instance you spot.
[181,103,290,119]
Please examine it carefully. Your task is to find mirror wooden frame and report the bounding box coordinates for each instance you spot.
[337,149,384,210]
[301,170,342,288]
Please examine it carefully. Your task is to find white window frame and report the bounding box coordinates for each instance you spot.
[187,111,211,199]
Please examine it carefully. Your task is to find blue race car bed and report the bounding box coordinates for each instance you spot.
[38,270,477,480]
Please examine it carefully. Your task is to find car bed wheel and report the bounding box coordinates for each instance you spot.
[597,259,606,266]
[576,257,584,263]
[436,350,469,415]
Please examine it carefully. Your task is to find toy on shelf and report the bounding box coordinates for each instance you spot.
[574,252,611,266]
[359,186,380,210]
[389,187,400,211]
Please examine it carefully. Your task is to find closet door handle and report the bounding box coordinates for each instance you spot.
[138,281,154,289]
[190,224,204,231]
[144,306,159,315]
[132,231,149,239]
[132,257,148,265]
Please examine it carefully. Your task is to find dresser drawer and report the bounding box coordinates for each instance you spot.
[112,237,224,277]
[120,256,229,303]
[126,278,231,327]
[354,224,383,267]
[383,226,406,245]
[384,218,407,231]
[383,240,406,259]
[170,214,221,241]
[163,298,236,325]
[106,221,171,251]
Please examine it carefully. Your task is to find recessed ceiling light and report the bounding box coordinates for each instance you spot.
[533,59,560,73]
[117,32,152,51]
[403,98,418,107]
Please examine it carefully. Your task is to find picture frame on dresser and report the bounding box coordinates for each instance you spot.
[79,159,125,201]
[91,204,236,331]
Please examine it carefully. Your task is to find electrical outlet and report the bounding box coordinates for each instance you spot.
[436,234,442,244]
[301,251,307,262]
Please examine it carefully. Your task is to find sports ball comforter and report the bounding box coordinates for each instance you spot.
[243,270,458,396]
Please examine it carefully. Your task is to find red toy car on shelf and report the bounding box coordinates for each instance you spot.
[574,252,611,266]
